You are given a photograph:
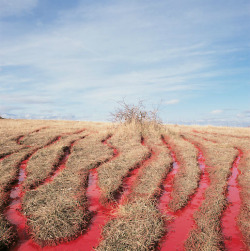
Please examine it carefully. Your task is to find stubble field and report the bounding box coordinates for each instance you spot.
[0,119,249,251]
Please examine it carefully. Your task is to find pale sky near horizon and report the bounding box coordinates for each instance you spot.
[0,0,250,126]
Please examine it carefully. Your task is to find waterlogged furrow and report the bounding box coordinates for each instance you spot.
[183,133,238,250]
[117,138,154,205]
[16,127,48,147]
[97,127,149,201]
[43,136,120,251]
[221,149,246,250]
[4,157,35,250]
[237,149,250,248]
[15,135,120,251]
[165,133,199,211]
[24,134,87,190]
[130,136,172,200]
[189,131,249,247]
[0,149,32,250]
[22,132,114,248]
[20,127,85,148]
[2,135,69,251]
[158,137,210,251]
[98,132,172,251]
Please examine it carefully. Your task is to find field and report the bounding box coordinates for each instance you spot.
[0,119,249,251]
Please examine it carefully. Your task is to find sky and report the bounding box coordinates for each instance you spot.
[0,0,250,126]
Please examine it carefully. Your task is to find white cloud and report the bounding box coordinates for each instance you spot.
[165,99,180,105]
[0,0,38,18]
[211,110,223,114]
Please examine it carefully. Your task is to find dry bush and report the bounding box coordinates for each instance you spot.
[110,99,162,133]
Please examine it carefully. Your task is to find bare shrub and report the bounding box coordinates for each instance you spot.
[110,99,162,130]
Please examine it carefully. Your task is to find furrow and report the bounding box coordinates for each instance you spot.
[158,137,210,251]
[164,132,200,211]
[46,136,120,251]
[182,132,238,250]
[158,135,180,212]
[97,131,172,251]
[116,137,154,205]
[221,149,246,250]
[0,149,32,250]
[21,132,114,248]
[25,135,86,190]
[16,127,49,147]
[97,127,149,201]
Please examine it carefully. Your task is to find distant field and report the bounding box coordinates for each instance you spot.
[0,119,249,251]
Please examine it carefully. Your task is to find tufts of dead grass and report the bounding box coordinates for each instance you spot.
[130,131,172,200]
[97,198,164,251]
[98,127,172,250]
[97,123,151,201]
[237,148,250,247]
[0,149,32,250]
[24,131,88,190]
[22,131,114,246]
[0,213,17,250]
[182,133,238,250]
[163,129,200,211]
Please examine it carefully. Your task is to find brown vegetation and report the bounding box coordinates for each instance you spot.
[0,119,249,250]
[22,131,114,246]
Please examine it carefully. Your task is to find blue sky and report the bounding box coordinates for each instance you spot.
[0,0,249,126]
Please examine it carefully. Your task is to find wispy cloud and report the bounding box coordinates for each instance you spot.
[0,0,38,17]
[165,99,180,105]
[211,110,223,114]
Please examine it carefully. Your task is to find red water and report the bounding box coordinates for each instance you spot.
[0,153,11,162]
[4,136,70,251]
[158,139,210,251]
[35,142,74,188]
[221,149,246,250]
[5,157,34,251]
[7,134,119,251]
[158,136,180,216]
[15,168,116,251]
[16,135,25,145]
[118,139,154,205]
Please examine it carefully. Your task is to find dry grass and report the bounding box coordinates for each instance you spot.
[163,127,199,211]
[0,149,31,249]
[130,130,172,199]
[24,131,88,189]
[181,133,238,250]
[0,119,249,250]
[97,198,164,251]
[238,149,250,247]
[182,130,250,248]
[22,131,114,246]
[97,126,172,250]
[97,123,150,201]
